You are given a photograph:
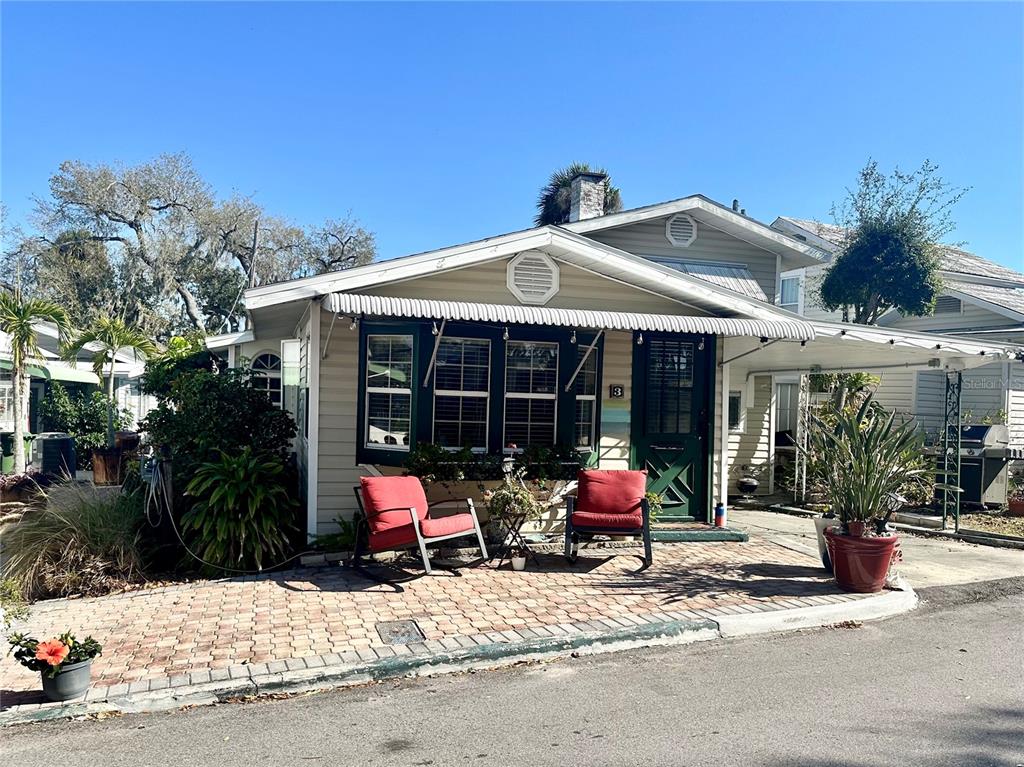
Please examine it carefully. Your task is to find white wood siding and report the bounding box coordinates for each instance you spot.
[586,217,781,303]
[597,331,632,469]
[315,308,369,533]
[726,374,773,495]
[880,301,1015,333]
[363,258,704,315]
[870,370,916,416]
[1008,362,1024,449]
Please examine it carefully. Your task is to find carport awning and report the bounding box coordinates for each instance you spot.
[324,292,816,341]
[0,359,99,384]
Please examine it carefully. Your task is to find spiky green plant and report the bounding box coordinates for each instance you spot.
[0,287,73,473]
[182,447,297,570]
[63,316,158,447]
[801,395,941,530]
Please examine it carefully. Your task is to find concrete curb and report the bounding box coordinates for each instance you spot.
[0,587,917,728]
[717,586,918,637]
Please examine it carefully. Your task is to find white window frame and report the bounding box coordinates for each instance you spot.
[364,334,414,452]
[573,346,599,449]
[728,389,746,433]
[250,351,283,407]
[432,337,490,452]
[778,274,803,314]
[503,339,559,451]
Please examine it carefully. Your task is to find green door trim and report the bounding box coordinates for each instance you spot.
[629,333,716,524]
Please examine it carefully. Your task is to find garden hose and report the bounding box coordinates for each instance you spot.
[140,452,320,575]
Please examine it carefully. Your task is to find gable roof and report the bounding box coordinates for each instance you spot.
[775,216,1024,286]
[562,196,822,265]
[245,225,805,325]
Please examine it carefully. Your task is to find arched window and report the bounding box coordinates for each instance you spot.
[251,353,282,407]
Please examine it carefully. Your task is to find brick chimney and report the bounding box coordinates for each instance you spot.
[569,172,607,222]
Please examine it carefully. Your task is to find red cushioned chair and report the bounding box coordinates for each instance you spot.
[352,476,488,580]
[564,469,652,566]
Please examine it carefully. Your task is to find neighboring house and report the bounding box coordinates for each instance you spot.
[0,323,149,436]
[772,216,1024,448]
[216,174,1013,540]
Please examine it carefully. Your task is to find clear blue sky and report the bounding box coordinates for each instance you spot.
[3,2,1022,269]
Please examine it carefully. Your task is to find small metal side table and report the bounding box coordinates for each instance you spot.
[490,512,540,568]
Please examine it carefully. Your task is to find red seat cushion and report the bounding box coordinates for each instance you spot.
[366,512,476,552]
[571,510,643,531]
[575,469,647,522]
[420,512,476,539]
[359,476,428,536]
[368,524,418,552]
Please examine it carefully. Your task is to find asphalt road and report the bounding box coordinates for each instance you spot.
[3,579,1022,767]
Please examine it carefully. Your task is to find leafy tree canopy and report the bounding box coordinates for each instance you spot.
[534,162,622,226]
[2,153,377,338]
[819,159,967,324]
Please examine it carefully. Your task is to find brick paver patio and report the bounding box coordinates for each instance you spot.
[1,535,865,708]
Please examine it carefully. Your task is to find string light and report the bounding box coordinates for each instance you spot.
[636,332,644,345]
[503,326,509,341]
[570,330,577,344]
[349,317,359,331]
[697,337,705,351]
[431,321,439,336]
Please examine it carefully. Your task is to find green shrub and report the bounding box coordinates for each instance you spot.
[0,481,150,600]
[39,382,132,468]
[141,367,296,483]
[404,442,585,484]
[140,333,225,399]
[182,447,298,570]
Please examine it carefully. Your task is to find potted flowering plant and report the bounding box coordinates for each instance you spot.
[8,631,102,701]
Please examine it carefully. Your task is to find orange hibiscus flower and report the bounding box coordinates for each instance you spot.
[34,639,70,667]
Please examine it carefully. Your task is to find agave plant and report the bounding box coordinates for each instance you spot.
[802,395,940,531]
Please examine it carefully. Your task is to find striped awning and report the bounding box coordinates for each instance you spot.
[324,293,816,341]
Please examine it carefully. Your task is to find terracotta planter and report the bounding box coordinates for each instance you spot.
[1007,498,1024,518]
[91,448,123,486]
[825,527,898,593]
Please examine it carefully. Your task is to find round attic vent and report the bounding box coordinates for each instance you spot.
[666,213,698,247]
[507,251,560,305]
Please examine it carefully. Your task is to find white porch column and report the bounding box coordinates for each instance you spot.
[719,360,731,514]
[306,303,321,542]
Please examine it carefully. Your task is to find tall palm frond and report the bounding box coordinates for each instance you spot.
[534,163,623,226]
[62,317,158,447]
[0,289,73,366]
[62,317,158,379]
[0,287,74,473]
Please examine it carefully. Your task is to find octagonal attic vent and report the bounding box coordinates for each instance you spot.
[507,251,559,305]
[666,213,698,247]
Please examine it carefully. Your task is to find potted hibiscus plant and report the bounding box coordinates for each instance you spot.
[8,631,102,701]
[803,395,939,593]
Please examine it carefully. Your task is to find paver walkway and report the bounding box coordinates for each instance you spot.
[1,535,866,709]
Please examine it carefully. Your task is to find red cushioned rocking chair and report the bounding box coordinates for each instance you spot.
[564,469,652,567]
[352,476,488,582]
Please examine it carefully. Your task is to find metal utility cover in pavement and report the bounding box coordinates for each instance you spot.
[376,620,426,645]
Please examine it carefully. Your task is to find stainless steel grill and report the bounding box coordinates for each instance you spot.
[955,424,1013,507]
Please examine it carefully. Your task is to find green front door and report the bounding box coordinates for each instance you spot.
[631,334,714,522]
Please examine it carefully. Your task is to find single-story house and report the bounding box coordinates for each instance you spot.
[0,323,149,438]
[206,175,1018,540]
[772,216,1024,449]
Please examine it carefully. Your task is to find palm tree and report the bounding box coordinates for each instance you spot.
[63,317,157,448]
[534,163,623,226]
[0,288,73,474]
